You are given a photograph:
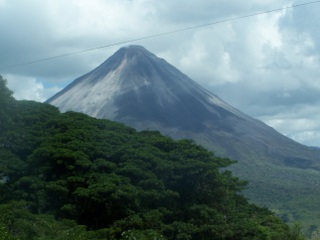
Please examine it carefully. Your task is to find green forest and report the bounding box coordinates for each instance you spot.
[0,75,308,239]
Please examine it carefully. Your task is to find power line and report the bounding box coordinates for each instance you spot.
[1,0,320,70]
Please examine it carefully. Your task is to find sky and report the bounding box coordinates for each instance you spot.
[0,0,320,147]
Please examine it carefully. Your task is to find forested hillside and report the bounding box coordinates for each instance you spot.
[0,75,305,239]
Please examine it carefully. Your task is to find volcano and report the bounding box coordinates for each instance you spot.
[47,45,320,223]
[47,45,250,130]
[47,45,320,170]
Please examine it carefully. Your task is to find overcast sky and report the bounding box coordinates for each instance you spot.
[1,0,320,147]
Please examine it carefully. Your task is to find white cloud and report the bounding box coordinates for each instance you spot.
[4,74,61,102]
[258,103,320,146]
[262,116,320,147]
[293,131,320,147]
[0,0,158,80]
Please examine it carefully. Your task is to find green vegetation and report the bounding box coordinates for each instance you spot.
[194,127,320,236]
[0,75,306,239]
[240,163,320,231]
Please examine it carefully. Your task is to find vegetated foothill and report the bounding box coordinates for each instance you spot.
[0,76,304,239]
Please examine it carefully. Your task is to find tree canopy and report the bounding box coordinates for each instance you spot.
[0,76,305,239]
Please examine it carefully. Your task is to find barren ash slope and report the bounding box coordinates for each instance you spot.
[47,45,320,224]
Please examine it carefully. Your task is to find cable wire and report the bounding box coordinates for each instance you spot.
[1,0,319,70]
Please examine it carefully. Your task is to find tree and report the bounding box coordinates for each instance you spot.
[0,75,14,134]
[0,75,13,105]
[0,82,306,239]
